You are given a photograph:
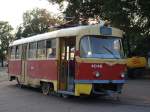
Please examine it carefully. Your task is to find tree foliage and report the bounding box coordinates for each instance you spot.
[0,21,14,66]
[16,8,61,39]
[48,0,150,56]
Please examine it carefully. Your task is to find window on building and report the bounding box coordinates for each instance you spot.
[46,39,56,58]
[28,42,37,59]
[15,45,21,59]
[10,46,15,59]
[37,40,46,59]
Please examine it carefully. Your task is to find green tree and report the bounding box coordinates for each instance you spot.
[48,0,150,56]
[131,0,150,56]
[15,26,23,39]
[16,8,61,39]
[0,21,14,67]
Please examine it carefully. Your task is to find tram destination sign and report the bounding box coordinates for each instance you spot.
[100,26,112,35]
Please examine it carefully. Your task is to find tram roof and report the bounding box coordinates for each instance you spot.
[9,24,123,47]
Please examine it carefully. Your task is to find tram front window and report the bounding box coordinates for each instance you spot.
[80,36,123,59]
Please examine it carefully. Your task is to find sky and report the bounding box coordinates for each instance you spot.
[0,0,62,29]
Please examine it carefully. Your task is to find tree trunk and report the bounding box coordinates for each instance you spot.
[1,58,4,67]
[126,35,131,56]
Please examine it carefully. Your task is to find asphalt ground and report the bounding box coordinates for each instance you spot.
[0,68,150,112]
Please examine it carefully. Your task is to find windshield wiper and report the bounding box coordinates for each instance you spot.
[102,46,120,59]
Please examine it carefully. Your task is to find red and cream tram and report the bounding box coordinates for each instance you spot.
[8,23,126,97]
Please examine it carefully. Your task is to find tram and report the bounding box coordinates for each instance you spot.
[8,23,126,97]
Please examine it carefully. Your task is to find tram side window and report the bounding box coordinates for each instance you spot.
[46,39,56,58]
[10,47,15,59]
[37,40,46,59]
[15,45,21,59]
[28,42,37,59]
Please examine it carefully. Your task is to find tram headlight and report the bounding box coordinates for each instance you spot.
[95,71,101,77]
[121,73,125,78]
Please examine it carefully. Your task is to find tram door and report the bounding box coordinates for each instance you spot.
[59,37,76,92]
[21,44,27,83]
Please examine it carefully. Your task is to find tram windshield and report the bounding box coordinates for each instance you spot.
[80,36,124,59]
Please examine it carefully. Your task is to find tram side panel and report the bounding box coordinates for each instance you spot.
[27,60,58,86]
[8,60,22,78]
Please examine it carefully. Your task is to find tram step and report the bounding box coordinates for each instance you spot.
[57,90,74,95]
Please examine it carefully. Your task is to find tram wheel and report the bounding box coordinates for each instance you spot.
[41,82,50,95]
